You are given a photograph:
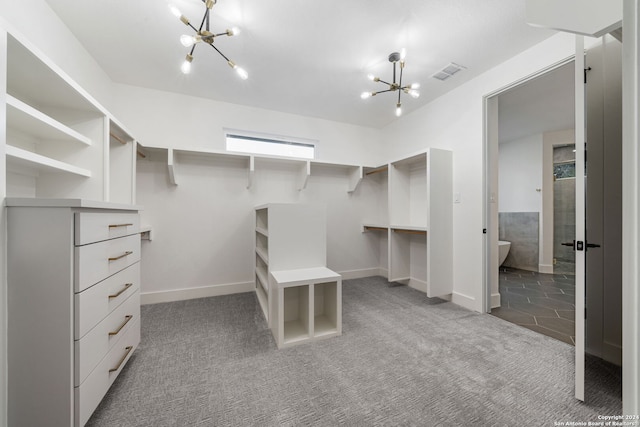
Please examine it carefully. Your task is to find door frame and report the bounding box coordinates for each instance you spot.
[481,54,583,398]
[482,55,576,313]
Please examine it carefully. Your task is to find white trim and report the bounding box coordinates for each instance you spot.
[141,281,254,305]
[452,291,476,311]
[538,264,554,274]
[337,268,382,280]
[491,293,501,309]
[622,0,640,415]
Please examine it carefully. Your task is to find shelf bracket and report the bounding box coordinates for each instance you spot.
[348,166,363,193]
[247,155,255,189]
[298,160,310,191]
[167,148,177,185]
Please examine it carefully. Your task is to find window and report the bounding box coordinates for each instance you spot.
[225,130,316,160]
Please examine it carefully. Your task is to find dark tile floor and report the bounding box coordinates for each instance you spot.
[491,267,576,345]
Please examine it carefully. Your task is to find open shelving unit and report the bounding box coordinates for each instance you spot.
[362,148,453,298]
[3,31,140,203]
[271,267,342,348]
[254,204,342,348]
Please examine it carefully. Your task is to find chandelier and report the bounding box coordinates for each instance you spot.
[361,50,420,117]
[169,0,248,79]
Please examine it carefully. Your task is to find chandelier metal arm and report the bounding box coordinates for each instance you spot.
[376,79,393,87]
[207,42,231,63]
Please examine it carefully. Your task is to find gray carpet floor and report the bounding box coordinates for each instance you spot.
[87,276,621,426]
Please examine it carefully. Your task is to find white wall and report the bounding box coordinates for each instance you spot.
[380,32,578,311]
[498,134,543,213]
[113,84,384,167]
[113,84,386,300]
[0,0,114,112]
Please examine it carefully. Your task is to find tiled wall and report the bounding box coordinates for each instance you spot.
[499,212,539,272]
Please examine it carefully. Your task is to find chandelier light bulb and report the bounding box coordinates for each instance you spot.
[408,89,420,98]
[229,27,241,36]
[181,54,193,74]
[400,48,407,60]
[235,66,249,80]
[410,83,421,89]
[180,35,196,47]
[169,4,182,18]
[361,92,372,99]
[367,74,375,81]
[395,104,402,117]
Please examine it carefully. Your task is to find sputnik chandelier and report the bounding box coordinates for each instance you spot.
[169,0,248,79]
[361,49,420,117]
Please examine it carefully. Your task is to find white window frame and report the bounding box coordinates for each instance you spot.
[224,129,317,160]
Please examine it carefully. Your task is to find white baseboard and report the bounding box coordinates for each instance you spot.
[408,277,427,293]
[539,264,554,274]
[451,291,477,311]
[491,292,501,309]
[141,281,254,305]
[337,267,384,280]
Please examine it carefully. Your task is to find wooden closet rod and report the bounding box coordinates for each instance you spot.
[365,165,388,176]
[137,150,146,158]
[364,226,387,232]
[110,132,128,145]
[393,229,427,235]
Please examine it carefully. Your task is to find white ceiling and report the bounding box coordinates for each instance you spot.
[44,0,556,129]
[498,61,575,144]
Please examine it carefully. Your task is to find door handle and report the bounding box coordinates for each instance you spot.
[561,240,575,248]
[586,242,601,248]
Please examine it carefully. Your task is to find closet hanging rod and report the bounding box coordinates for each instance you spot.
[365,165,388,176]
[109,132,128,145]
[393,229,426,235]
[364,226,388,232]
[137,150,146,158]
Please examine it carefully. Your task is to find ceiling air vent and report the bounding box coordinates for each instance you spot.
[432,62,466,81]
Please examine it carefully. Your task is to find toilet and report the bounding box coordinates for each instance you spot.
[498,240,511,266]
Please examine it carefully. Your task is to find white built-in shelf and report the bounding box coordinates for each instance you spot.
[7,95,92,146]
[6,145,92,178]
[139,225,152,241]
[139,143,374,193]
[7,34,103,117]
[283,320,310,344]
[255,227,268,237]
[255,246,269,264]
[255,267,268,293]
[314,315,338,337]
[270,267,340,287]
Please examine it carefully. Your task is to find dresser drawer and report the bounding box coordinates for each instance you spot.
[75,319,140,427]
[75,262,140,339]
[75,234,140,293]
[75,212,140,246]
[75,290,140,387]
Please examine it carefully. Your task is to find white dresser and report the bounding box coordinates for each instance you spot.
[7,198,142,427]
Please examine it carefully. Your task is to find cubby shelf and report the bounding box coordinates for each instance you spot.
[271,267,342,348]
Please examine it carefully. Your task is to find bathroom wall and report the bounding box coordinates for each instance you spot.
[498,134,543,271]
[499,212,540,271]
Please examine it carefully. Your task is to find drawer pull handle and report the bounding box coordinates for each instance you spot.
[109,346,133,373]
[109,315,133,336]
[108,251,133,262]
[109,223,133,229]
[109,283,133,299]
